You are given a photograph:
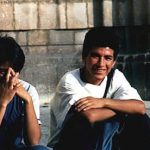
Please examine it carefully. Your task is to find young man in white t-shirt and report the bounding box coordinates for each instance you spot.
[48,28,146,150]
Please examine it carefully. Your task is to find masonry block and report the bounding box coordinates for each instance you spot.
[74,30,88,45]
[28,46,48,55]
[67,2,87,28]
[103,0,113,26]
[87,1,94,27]
[0,3,14,30]
[49,30,74,45]
[17,32,27,46]
[39,2,57,29]
[28,30,48,45]
[58,2,67,29]
[14,3,37,29]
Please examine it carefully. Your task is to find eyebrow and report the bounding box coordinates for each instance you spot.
[90,52,114,57]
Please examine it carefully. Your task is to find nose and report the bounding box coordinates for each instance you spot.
[97,57,105,66]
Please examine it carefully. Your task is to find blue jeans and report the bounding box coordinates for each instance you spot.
[95,120,120,150]
[14,145,50,150]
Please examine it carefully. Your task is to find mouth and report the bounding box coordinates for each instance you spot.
[94,68,106,74]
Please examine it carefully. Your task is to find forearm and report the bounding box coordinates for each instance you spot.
[0,105,7,125]
[81,108,116,123]
[24,99,41,145]
[104,99,146,115]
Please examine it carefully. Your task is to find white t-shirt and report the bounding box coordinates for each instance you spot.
[48,69,142,147]
[20,80,41,124]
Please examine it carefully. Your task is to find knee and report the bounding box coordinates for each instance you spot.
[80,111,97,124]
[76,112,95,126]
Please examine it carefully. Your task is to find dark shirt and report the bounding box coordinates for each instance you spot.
[0,95,24,149]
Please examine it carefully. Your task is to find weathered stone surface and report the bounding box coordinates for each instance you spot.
[58,2,66,29]
[17,32,28,46]
[39,2,57,29]
[0,3,13,30]
[14,3,37,29]
[74,30,88,44]
[28,30,48,45]
[49,30,74,45]
[67,2,87,28]
[103,0,113,26]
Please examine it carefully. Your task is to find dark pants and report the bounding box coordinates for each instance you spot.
[54,111,150,150]
[54,112,122,150]
[119,114,150,150]
[13,145,50,150]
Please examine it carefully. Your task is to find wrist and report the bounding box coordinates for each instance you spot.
[103,98,109,108]
[24,96,32,105]
[0,102,8,109]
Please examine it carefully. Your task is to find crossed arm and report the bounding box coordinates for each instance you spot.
[0,68,41,145]
[74,97,146,123]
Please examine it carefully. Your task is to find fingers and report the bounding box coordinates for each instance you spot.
[75,102,92,111]
[5,68,20,90]
[9,73,20,90]
[6,68,16,83]
[75,98,92,112]
[75,97,103,112]
[13,82,22,91]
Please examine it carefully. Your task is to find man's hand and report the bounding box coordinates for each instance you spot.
[75,97,105,112]
[0,68,20,107]
[16,85,32,104]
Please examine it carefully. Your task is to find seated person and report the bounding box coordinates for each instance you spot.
[47,28,146,150]
[0,36,49,150]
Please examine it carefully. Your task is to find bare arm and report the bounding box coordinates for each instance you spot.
[81,108,117,123]
[104,98,145,114]
[17,85,41,145]
[75,97,146,123]
[0,105,7,124]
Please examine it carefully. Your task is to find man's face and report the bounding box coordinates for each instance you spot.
[83,47,116,85]
[0,62,11,79]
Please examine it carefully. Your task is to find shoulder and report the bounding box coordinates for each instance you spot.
[59,69,80,85]
[19,79,39,100]
[110,68,130,90]
[62,69,80,80]
[113,69,125,78]
[20,80,36,91]
[112,69,128,83]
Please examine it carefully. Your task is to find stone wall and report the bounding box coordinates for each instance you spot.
[0,0,150,30]
[0,26,150,104]
[0,1,150,103]
[0,29,86,104]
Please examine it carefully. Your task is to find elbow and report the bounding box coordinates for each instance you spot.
[141,105,146,115]
[81,111,97,124]
[29,138,40,146]
[27,133,41,146]
[138,101,146,115]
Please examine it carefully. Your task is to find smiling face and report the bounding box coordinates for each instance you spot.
[83,47,116,85]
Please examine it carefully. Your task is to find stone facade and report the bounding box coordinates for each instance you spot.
[0,0,150,103]
[0,0,150,30]
[0,27,150,104]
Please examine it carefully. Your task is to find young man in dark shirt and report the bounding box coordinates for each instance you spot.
[0,36,49,150]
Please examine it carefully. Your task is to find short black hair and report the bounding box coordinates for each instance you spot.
[0,36,25,72]
[82,27,120,60]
